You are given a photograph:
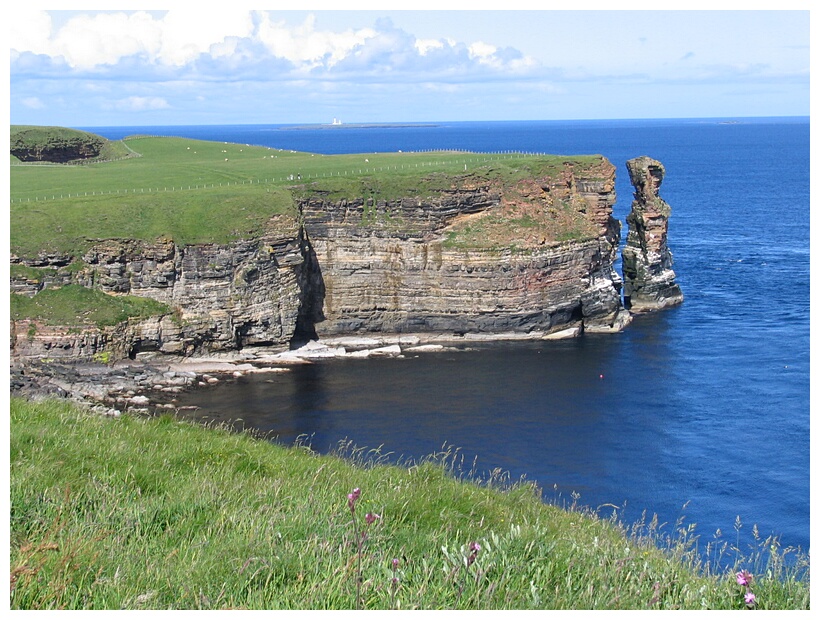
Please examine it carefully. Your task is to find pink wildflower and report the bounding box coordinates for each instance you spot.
[365,512,380,525]
[392,558,399,570]
[466,541,481,567]
[745,591,756,606]
[736,569,752,586]
[347,487,361,511]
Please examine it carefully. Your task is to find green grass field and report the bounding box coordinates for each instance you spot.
[10,133,598,199]
[9,398,809,610]
[11,131,603,257]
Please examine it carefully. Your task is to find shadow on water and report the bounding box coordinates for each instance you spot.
[172,326,655,500]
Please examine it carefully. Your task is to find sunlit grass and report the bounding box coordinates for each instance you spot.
[11,136,529,200]
[10,398,810,610]
[10,285,171,328]
[11,135,600,200]
[11,184,299,256]
[11,134,604,257]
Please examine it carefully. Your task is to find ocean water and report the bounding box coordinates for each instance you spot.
[88,118,811,556]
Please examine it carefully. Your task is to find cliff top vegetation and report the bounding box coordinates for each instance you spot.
[11,127,607,258]
[10,284,171,328]
[11,125,131,164]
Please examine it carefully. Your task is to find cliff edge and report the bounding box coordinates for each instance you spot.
[11,151,684,362]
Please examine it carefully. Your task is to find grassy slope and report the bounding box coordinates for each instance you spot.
[10,398,809,610]
[10,284,171,328]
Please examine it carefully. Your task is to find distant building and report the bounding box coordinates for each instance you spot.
[331,118,342,125]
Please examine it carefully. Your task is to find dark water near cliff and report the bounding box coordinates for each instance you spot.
[89,118,811,555]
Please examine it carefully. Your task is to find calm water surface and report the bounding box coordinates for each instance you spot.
[90,118,810,555]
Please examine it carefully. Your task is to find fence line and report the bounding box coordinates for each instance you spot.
[10,151,552,204]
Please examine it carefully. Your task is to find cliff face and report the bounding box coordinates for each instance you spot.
[11,156,666,360]
[11,218,308,358]
[622,156,684,312]
[300,162,629,338]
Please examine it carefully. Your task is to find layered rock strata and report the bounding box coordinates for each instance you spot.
[300,164,630,338]
[11,156,664,361]
[11,219,308,358]
[622,156,684,312]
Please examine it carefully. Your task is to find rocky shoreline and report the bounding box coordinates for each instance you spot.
[10,328,588,416]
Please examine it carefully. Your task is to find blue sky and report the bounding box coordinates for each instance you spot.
[8,4,811,127]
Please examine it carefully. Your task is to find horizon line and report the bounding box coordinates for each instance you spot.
[11,114,810,130]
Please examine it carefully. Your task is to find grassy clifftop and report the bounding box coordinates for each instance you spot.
[10,128,605,257]
[11,126,131,164]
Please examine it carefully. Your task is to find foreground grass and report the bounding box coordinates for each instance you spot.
[9,398,809,610]
[10,184,299,257]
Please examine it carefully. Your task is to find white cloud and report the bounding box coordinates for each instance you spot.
[9,10,53,56]
[21,97,46,109]
[111,96,171,112]
[51,12,161,69]
[415,38,444,56]
[9,9,538,82]
[158,9,255,66]
[9,10,256,70]
[256,13,375,69]
[468,41,497,60]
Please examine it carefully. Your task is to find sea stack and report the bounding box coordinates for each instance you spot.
[622,156,684,312]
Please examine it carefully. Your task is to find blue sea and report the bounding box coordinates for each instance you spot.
[87,118,811,557]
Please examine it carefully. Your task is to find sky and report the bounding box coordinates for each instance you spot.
[6,3,813,127]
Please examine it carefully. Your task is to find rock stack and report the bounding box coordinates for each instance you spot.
[622,156,684,312]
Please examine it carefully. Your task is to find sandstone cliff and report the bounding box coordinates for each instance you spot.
[299,162,629,339]
[11,220,308,358]
[621,156,684,312]
[10,156,667,360]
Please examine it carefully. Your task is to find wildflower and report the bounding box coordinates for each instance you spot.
[365,512,381,525]
[736,569,752,586]
[391,557,400,585]
[347,487,361,511]
[736,569,756,608]
[466,541,481,567]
